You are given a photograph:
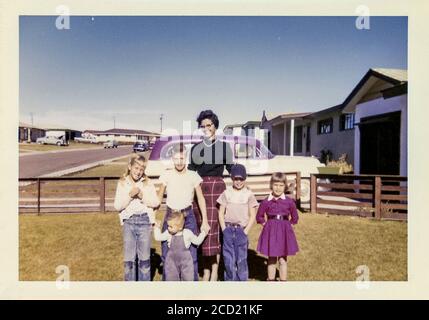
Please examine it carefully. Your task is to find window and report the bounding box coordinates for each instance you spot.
[340,114,355,131]
[317,118,333,134]
[294,126,303,153]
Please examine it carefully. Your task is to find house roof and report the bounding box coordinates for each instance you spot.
[84,128,160,136]
[343,68,407,113]
[242,120,261,128]
[372,68,407,82]
[223,124,244,130]
[303,104,344,119]
[265,112,312,125]
[42,125,80,131]
[19,122,44,129]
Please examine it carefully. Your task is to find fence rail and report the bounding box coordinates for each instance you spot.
[19,172,302,214]
[310,174,407,220]
[19,172,407,220]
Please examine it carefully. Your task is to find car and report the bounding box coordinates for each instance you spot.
[133,141,149,153]
[36,136,68,146]
[74,137,98,144]
[103,140,119,148]
[145,135,325,203]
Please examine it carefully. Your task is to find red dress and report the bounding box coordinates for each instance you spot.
[256,194,299,257]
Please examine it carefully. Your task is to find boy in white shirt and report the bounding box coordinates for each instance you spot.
[157,143,209,281]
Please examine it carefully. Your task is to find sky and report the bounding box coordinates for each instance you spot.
[19,16,407,133]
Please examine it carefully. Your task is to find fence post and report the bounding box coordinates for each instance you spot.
[295,172,301,209]
[310,174,317,214]
[99,177,105,213]
[37,178,41,215]
[374,176,382,219]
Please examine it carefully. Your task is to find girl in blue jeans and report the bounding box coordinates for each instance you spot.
[114,154,160,281]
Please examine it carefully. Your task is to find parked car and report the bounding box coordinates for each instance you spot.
[36,135,68,146]
[145,135,325,203]
[133,141,149,153]
[74,136,98,144]
[103,140,118,148]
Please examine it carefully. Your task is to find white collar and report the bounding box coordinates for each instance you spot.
[268,193,286,201]
[202,137,217,147]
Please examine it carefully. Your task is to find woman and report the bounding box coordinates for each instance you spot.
[188,109,233,281]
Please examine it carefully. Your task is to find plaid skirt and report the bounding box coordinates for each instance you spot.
[192,176,226,256]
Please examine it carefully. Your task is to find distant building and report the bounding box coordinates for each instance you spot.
[43,127,82,142]
[223,124,244,136]
[260,112,312,157]
[223,119,269,147]
[18,122,45,143]
[82,128,160,144]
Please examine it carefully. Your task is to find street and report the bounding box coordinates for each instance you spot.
[19,145,133,178]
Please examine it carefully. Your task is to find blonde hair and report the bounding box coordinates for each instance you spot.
[172,143,186,155]
[270,172,288,192]
[167,210,185,230]
[121,154,148,181]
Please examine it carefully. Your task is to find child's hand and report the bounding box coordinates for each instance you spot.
[129,187,140,198]
[137,190,144,200]
[201,224,211,234]
[154,220,161,228]
[201,222,210,234]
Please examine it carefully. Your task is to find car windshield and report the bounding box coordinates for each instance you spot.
[158,138,274,161]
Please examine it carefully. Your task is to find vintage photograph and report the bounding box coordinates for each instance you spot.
[18,15,407,282]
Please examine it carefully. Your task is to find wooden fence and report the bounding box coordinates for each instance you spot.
[310,174,407,220]
[18,172,302,214]
[19,172,407,220]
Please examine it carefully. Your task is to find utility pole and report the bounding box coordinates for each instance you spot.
[30,112,33,126]
[113,116,116,129]
[160,113,164,133]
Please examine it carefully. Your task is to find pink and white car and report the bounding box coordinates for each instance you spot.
[145,135,324,203]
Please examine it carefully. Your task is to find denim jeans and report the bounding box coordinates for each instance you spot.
[123,213,152,281]
[222,225,249,281]
[162,206,199,281]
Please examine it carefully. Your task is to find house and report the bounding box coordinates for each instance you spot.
[82,128,160,144]
[303,104,355,165]
[223,124,244,136]
[260,67,407,176]
[260,112,312,156]
[223,120,269,147]
[18,122,45,143]
[342,68,407,176]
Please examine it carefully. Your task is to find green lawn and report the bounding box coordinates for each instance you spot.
[19,212,407,281]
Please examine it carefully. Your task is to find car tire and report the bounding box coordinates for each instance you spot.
[56,142,61,146]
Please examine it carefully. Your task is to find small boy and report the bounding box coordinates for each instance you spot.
[153,211,209,281]
[217,164,258,281]
[157,143,209,281]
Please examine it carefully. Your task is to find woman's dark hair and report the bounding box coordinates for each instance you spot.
[196,109,219,129]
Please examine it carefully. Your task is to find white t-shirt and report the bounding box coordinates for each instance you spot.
[159,168,203,210]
